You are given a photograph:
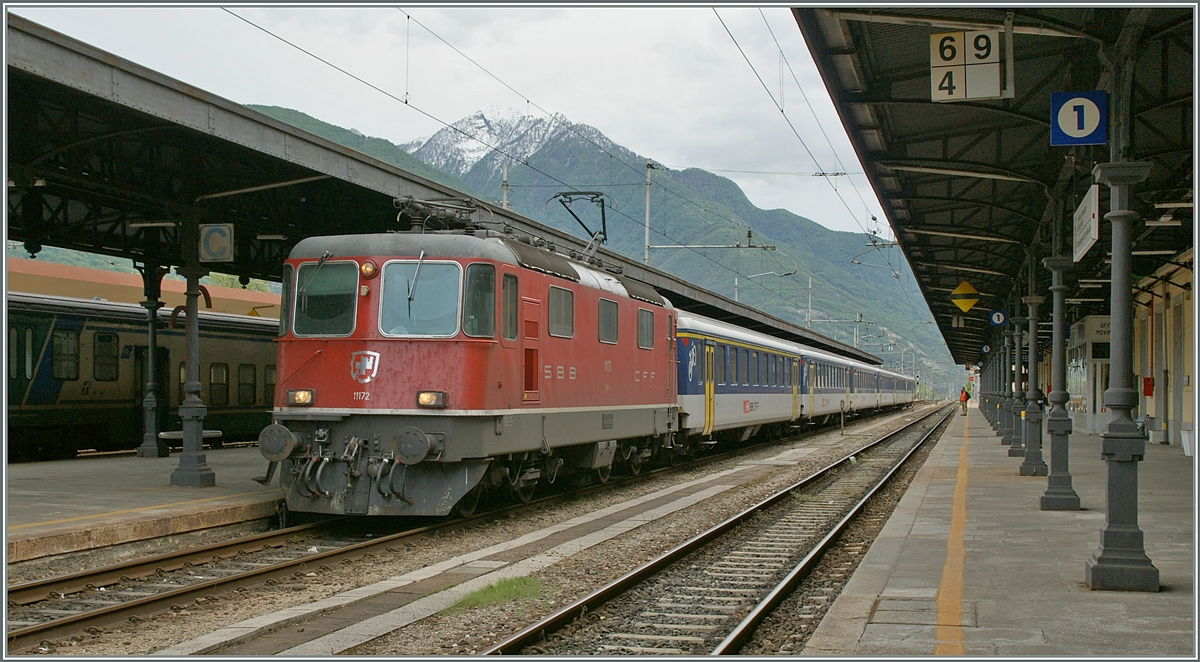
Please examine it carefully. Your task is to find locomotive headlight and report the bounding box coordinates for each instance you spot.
[416,390,447,408]
[360,260,379,279]
[287,389,315,406]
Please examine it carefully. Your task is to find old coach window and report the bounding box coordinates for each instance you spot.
[294,261,358,336]
[549,286,574,338]
[52,330,79,381]
[462,263,496,338]
[94,332,119,382]
[380,261,461,337]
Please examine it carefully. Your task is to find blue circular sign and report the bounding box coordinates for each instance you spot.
[989,310,1006,326]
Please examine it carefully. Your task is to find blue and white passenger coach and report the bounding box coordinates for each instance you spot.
[675,310,914,443]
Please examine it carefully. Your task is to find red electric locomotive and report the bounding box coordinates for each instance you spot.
[257,229,679,517]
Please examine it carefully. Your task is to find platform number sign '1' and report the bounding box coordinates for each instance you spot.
[931,30,1001,102]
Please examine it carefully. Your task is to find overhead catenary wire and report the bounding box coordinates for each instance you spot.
[722,8,929,321]
[223,7,918,336]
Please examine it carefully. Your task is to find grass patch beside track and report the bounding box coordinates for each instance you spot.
[442,577,542,614]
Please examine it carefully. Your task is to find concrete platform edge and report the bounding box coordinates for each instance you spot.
[7,499,282,563]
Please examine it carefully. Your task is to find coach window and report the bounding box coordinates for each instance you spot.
[294,261,358,336]
[716,345,726,384]
[463,263,496,338]
[238,364,256,405]
[210,363,229,406]
[598,298,618,344]
[51,330,79,381]
[8,328,16,380]
[750,351,759,385]
[502,274,519,340]
[740,349,749,385]
[25,328,34,380]
[549,286,574,338]
[637,309,654,349]
[94,332,119,381]
[730,346,738,385]
[264,364,276,407]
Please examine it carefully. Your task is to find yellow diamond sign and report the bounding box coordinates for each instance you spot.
[950,281,979,313]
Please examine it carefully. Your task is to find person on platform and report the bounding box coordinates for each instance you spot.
[959,387,970,414]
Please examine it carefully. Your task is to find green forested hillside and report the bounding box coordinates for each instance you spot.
[8,106,956,388]
[245,105,484,198]
[453,128,949,381]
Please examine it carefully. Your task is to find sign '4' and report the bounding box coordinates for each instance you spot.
[931,30,1001,102]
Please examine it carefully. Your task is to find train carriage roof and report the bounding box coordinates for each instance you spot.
[8,292,279,334]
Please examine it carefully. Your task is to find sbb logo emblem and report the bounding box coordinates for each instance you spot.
[350,351,380,384]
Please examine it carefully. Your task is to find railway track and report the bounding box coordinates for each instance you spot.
[484,405,954,655]
[7,410,884,654]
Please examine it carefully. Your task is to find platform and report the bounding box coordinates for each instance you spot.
[805,403,1195,657]
[5,447,281,563]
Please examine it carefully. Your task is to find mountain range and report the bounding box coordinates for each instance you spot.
[163,106,963,388]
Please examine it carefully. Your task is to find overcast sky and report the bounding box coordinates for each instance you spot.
[9,5,892,238]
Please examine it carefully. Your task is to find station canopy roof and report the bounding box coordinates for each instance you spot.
[794,7,1193,365]
[5,14,878,363]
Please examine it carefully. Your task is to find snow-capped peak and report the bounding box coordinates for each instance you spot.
[410,107,572,177]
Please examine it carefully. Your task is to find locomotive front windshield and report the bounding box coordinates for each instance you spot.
[380,261,461,336]
[293,261,358,336]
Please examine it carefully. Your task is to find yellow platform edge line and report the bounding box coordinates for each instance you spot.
[934,408,969,655]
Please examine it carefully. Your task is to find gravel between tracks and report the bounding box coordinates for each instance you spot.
[18,408,938,656]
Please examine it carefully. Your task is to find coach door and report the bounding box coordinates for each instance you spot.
[702,342,715,435]
[521,298,541,403]
[807,362,816,419]
[791,358,800,421]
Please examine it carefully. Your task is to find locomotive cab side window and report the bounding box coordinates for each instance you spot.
[51,330,79,380]
[548,286,574,338]
[380,260,461,337]
[94,332,119,381]
[598,298,618,344]
[637,309,653,349]
[294,261,358,336]
[502,274,519,340]
[462,263,496,338]
[278,265,293,336]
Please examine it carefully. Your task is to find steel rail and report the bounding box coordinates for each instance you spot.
[482,404,947,655]
[7,521,329,606]
[711,405,955,654]
[7,404,924,652]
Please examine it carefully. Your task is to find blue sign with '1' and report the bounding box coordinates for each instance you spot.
[1050,91,1107,146]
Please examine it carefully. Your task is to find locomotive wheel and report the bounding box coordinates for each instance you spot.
[626,452,642,476]
[593,465,611,485]
[512,481,536,504]
[454,485,483,518]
